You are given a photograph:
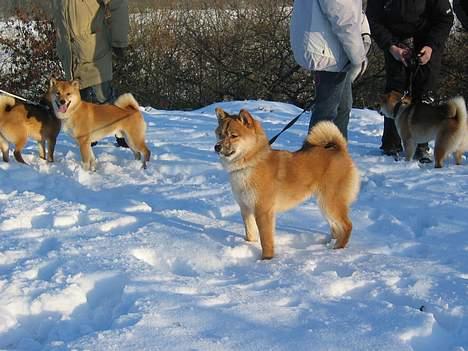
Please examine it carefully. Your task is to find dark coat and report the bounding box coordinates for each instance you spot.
[366,0,453,51]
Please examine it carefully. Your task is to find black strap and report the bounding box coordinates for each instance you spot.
[393,100,403,117]
[268,100,315,145]
[406,63,421,97]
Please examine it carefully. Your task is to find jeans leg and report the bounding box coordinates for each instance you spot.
[93,81,115,104]
[309,71,347,136]
[80,81,114,104]
[335,72,353,140]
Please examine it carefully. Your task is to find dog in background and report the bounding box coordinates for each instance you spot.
[214,108,360,259]
[0,94,61,164]
[380,91,468,168]
[48,78,150,171]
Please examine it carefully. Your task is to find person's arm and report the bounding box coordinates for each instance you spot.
[366,0,397,51]
[424,0,454,50]
[109,0,129,49]
[318,0,366,66]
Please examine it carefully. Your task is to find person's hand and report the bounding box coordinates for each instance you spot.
[418,46,433,65]
[348,57,368,83]
[112,47,127,58]
[389,44,412,66]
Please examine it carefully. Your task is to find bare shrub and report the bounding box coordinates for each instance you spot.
[118,0,312,109]
[0,7,61,99]
[0,2,466,111]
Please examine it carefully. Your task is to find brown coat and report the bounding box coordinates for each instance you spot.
[52,0,129,89]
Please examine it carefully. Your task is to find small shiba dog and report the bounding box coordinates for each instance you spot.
[0,94,61,164]
[380,91,468,168]
[214,108,360,259]
[48,78,150,170]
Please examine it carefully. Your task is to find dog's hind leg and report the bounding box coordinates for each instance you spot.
[434,144,447,168]
[13,136,28,164]
[0,134,9,162]
[320,196,352,249]
[131,139,150,169]
[330,210,352,249]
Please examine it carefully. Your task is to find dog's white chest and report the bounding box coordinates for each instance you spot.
[229,169,256,208]
[60,118,75,136]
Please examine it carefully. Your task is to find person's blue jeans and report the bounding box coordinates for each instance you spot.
[309,71,353,139]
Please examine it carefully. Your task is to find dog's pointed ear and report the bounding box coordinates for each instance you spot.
[215,107,228,122]
[71,80,80,89]
[50,77,57,88]
[239,109,254,127]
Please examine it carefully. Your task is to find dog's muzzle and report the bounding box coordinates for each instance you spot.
[55,99,71,114]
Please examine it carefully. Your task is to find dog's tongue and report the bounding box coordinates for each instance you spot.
[58,104,68,113]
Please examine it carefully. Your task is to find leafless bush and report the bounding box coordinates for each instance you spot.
[0,2,466,111]
[0,7,61,99]
[117,0,312,109]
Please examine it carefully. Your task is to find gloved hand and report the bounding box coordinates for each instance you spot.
[112,47,127,58]
[348,57,368,83]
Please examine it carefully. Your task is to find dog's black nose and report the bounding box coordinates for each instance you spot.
[214,144,221,153]
[60,99,66,105]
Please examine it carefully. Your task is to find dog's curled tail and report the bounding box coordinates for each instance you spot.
[306,121,348,151]
[114,93,140,111]
[448,96,468,125]
[0,95,15,111]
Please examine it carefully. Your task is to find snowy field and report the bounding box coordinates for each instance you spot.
[0,100,467,351]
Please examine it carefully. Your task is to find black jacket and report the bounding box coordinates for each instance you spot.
[366,0,454,50]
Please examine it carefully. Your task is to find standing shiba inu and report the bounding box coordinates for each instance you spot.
[48,78,150,170]
[0,95,61,164]
[380,91,468,168]
[214,108,360,259]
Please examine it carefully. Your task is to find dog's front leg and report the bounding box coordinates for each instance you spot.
[454,150,464,165]
[37,140,46,160]
[403,139,417,161]
[255,209,275,260]
[47,138,57,162]
[241,207,258,242]
[79,141,95,171]
[0,135,9,162]
[13,136,27,164]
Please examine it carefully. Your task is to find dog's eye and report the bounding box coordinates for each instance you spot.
[67,93,71,96]
[231,134,238,139]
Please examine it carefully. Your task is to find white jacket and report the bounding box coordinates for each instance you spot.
[290,0,370,72]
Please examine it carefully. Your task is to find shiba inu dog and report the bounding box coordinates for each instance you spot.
[48,78,150,170]
[0,94,61,164]
[380,91,468,168]
[214,108,360,259]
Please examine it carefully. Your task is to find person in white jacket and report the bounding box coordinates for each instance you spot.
[290,0,370,139]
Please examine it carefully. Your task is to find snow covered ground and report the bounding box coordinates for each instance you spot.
[0,100,467,351]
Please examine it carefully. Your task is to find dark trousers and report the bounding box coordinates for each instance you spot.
[80,81,115,104]
[381,42,443,150]
[310,71,353,139]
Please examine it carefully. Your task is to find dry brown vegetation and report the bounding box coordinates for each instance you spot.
[0,0,466,111]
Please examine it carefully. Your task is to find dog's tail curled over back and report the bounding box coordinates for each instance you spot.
[447,96,468,125]
[114,93,140,111]
[305,121,348,151]
[0,95,15,112]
